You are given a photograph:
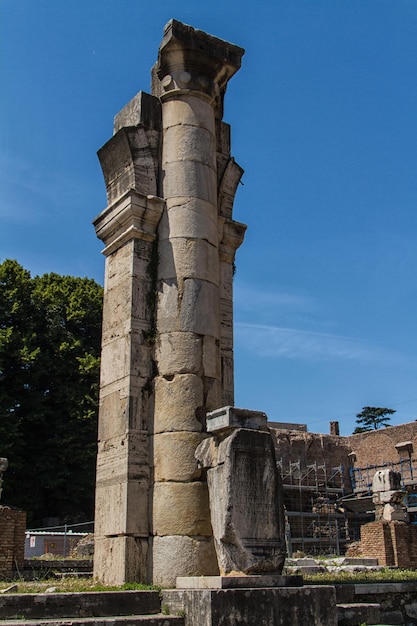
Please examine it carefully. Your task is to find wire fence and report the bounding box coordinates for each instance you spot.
[25,521,94,558]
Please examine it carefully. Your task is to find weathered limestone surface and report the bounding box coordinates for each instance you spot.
[150,20,245,585]
[206,406,267,433]
[196,411,286,576]
[153,432,206,481]
[99,91,161,204]
[94,20,246,586]
[93,124,164,584]
[93,535,149,586]
[153,482,212,536]
[153,536,219,586]
[155,332,202,376]
[153,374,204,434]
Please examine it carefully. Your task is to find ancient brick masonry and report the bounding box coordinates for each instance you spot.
[0,506,26,578]
[361,521,417,568]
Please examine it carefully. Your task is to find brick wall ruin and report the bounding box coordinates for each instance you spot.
[0,506,26,578]
[350,422,417,467]
[361,521,417,568]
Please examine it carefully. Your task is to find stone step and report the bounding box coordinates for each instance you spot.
[0,590,161,620]
[0,616,184,626]
[337,602,381,625]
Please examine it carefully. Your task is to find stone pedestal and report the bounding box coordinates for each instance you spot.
[162,579,337,626]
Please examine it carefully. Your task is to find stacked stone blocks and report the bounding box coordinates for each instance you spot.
[93,21,246,586]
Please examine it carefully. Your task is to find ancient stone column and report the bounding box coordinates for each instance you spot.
[151,21,244,585]
[93,93,164,585]
[93,21,245,587]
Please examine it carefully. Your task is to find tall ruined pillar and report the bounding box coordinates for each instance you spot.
[93,93,164,585]
[93,20,245,586]
[151,21,244,586]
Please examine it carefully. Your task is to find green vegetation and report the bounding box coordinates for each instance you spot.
[2,568,417,594]
[353,406,396,434]
[0,578,159,594]
[0,259,103,525]
[304,567,417,584]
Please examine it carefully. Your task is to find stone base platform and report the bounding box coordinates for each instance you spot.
[176,575,303,589]
[163,577,337,626]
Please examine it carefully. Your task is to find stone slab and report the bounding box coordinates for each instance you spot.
[176,575,303,589]
[163,585,337,626]
[0,590,160,620]
[206,406,267,432]
[0,618,184,626]
[337,603,381,626]
[333,557,379,566]
[286,565,326,575]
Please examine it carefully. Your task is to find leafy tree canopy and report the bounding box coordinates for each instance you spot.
[0,259,103,526]
[353,406,396,434]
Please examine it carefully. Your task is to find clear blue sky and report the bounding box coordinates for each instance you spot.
[2,0,417,435]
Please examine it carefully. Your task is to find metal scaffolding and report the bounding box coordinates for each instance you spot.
[278,459,347,556]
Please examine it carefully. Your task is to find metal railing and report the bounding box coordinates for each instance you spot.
[26,521,94,558]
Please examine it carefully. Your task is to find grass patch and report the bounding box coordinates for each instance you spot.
[3,568,417,594]
[0,578,160,594]
[304,568,417,585]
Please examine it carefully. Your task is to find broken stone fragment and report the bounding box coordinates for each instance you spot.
[195,426,286,575]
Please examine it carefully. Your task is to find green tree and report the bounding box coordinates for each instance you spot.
[353,406,396,434]
[0,260,103,526]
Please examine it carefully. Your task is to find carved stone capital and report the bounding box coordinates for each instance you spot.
[93,189,165,256]
[155,20,244,116]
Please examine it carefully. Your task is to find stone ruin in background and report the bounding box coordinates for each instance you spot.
[0,458,26,578]
[92,18,287,588]
[372,468,406,522]
[360,467,417,569]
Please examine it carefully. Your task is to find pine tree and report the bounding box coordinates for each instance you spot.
[353,406,395,434]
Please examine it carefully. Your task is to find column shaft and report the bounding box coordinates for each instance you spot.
[152,94,220,585]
